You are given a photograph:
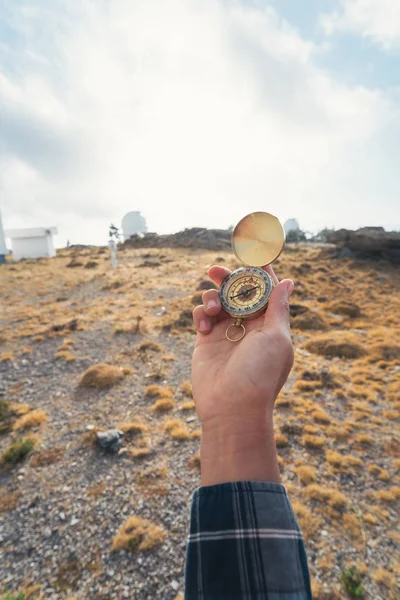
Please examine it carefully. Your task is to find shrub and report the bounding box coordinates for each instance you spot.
[2,437,36,465]
[111,516,165,552]
[340,566,364,598]
[136,340,163,353]
[79,363,127,389]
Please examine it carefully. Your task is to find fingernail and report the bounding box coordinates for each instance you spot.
[207,300,218,310]
[286,280,294,296]
[199,319,208,331]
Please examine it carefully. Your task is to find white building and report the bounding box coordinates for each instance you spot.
[122,211,147,241]
[5,227,58,261]
[283,219,300,235]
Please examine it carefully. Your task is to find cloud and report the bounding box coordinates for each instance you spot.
[1,0,399,246]
[321,0,400,50]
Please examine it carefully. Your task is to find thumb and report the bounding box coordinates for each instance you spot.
[263,279,294,330]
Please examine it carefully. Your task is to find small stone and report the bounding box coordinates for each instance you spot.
[59,512,66,521]
[44,527,52,538]
[96,429,123,453]
[86,424,95,431]
[170,580,179,591]
[186,417,196,423]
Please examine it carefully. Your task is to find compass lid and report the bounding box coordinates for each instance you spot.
[232,212,285,266]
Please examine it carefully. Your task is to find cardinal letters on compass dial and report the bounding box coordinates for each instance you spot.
[219,266,274,319]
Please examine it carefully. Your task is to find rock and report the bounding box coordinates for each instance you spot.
[170,580,180,591]
[124,227,231,251]
[327,227,400,263]
[96,429,123,453]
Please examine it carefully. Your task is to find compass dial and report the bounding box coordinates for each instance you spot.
[219,266,274,320]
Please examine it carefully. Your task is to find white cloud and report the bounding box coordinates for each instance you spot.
[0,0,399,246]
[322,0,400,50]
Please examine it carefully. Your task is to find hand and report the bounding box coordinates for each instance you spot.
[192,264,294,486]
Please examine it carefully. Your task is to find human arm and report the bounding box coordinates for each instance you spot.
[184,264,313,599]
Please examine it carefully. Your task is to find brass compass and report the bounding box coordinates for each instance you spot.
[219,212,285,342]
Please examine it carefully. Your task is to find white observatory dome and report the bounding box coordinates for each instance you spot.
[122,211,148,241]
[283,219,300,235]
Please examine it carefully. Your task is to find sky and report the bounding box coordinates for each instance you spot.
[1,0,399,247]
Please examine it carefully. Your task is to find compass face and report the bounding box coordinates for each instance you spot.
[219,266,274,319]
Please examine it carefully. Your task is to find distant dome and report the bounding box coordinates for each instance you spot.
[283,219,300,234]
[122,211,148,240]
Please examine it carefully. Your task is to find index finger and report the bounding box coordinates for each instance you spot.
[207,265,231,286]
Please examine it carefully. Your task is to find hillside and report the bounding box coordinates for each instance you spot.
[0,243,399,600]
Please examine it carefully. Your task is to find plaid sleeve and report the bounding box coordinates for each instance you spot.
[185,481,312,600]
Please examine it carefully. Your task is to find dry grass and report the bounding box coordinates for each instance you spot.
[0,490,20,513]
[118,422,148,437]
[30,447,64,468]
[111,516,165,552]
[372,568,396,589]
[0,351,14,362]
[302,435,325,449]
[55,350,77,361]
[275,433,289,448]
[145,385,173,399]
[164,419,191,440]
[13,410,48,431]
[305,484,347,510]
[305,333,367,359]
[188,452,201,469]
[152,398,175,412]
[291,501,322,541]
[294,465,317,485]
[311,409,331,424]
[136,339,164,353]
[180,401,195,411]
[131,447,152,459]
[180,381,193,396]
[79,363,128,389]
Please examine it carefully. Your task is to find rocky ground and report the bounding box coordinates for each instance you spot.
[0,243,399,599]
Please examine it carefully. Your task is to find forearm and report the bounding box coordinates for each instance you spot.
[200,413,281,486]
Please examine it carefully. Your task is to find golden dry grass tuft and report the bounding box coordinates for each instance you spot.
[291,501,322,541]
[180,401,195,411]
[294,465,317,485]
[302,435,326,449]
[305,484,347,510]
[118,422,148,437]
[55,350,77,361]
[79,363,128,389]
[111,516,166,552]
[305,333,367,359]
[275,433,289,448]
[131,447,152,459]
[145,385,173,399]
[152,398,175,412]
[180,381,193,396]
[13,410,48,431]
[164,419,191,440]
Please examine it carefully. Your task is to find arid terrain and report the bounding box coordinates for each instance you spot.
[0,243,399,600]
